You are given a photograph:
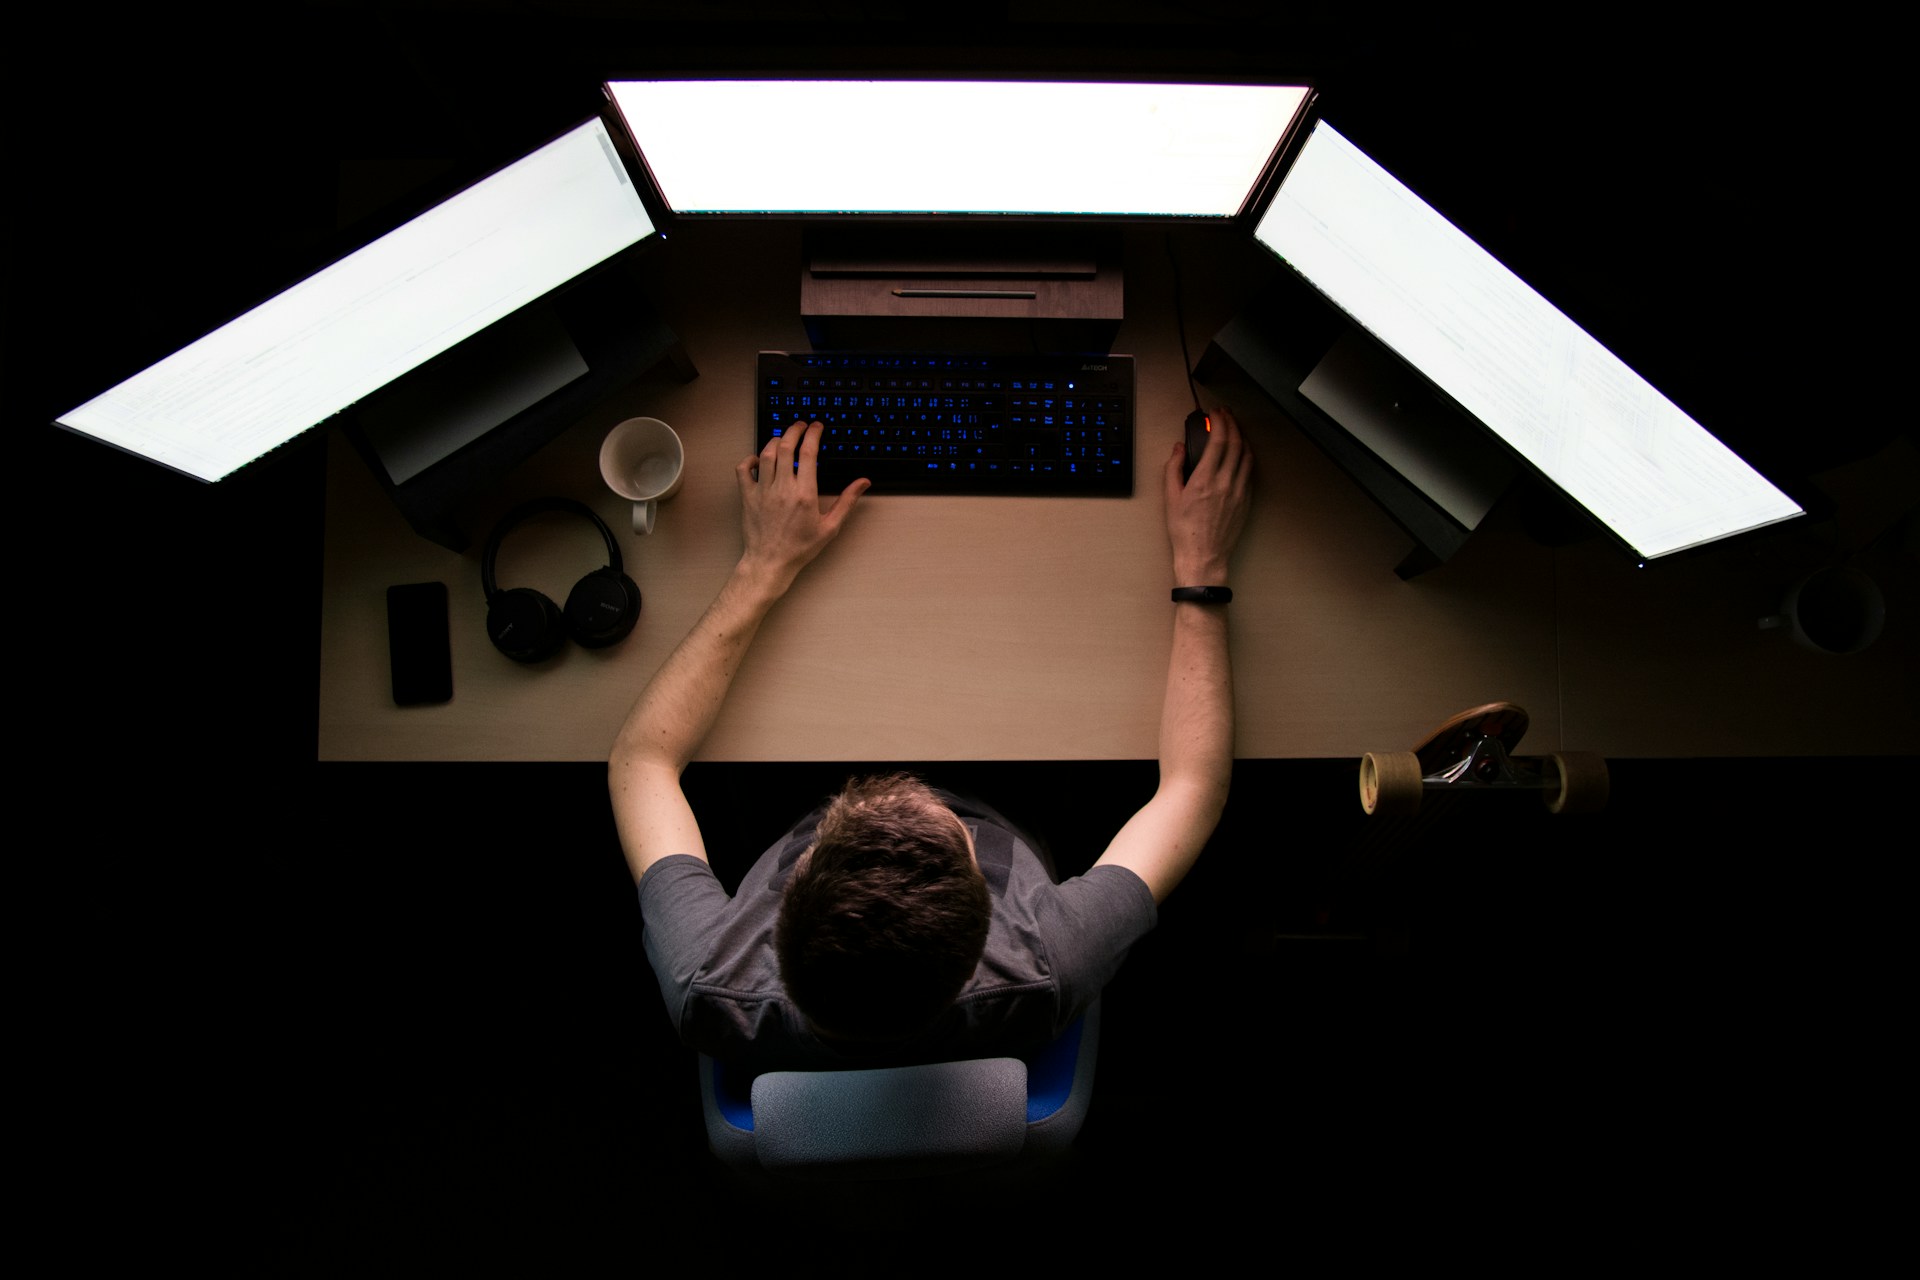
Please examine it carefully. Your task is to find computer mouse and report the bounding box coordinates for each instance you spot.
[1182,409,1211,481]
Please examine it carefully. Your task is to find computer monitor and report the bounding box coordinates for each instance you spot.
[55,115,659,484]
[603,77,1311,354]
[603,78,1313,220]
[1252,118,1803,563]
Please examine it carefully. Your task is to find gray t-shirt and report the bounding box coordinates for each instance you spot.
[638,803,1157,1070]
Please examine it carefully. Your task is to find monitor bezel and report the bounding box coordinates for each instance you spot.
[1251,114,1815,568]
[600,72,1318,230]
[53,107,664,483]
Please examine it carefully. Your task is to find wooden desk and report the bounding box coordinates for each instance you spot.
[317,221,1917,762]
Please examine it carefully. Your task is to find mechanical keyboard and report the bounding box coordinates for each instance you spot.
[757,350,1133,495]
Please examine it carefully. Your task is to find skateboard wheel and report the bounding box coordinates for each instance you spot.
[1360,751,1423,817]
[1547,751,1609,814]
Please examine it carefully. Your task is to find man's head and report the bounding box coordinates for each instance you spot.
[775,774,991,1042]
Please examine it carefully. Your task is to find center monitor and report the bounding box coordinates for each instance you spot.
[603,78,1313,220]
[604,77,1312,355]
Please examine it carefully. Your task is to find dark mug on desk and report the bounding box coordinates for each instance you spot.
[1759,566,1886,655]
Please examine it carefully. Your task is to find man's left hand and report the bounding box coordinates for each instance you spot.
[737,420,871,594]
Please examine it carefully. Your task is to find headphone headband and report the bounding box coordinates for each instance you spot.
[480,497,623,599]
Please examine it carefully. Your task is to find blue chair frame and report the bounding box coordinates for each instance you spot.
[700,999,1102,1181]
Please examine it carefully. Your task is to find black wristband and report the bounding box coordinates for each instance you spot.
[1171,586,1232,604]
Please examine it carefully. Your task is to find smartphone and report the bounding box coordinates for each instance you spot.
[386,581,453,705]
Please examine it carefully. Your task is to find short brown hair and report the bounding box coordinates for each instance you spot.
[775,774,991,1041]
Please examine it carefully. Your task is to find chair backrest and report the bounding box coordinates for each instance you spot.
[700,998,1101,1182]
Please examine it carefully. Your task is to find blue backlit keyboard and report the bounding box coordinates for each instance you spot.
[757,350,1133,495]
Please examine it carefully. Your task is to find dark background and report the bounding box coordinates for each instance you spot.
[15,4,1907,1265]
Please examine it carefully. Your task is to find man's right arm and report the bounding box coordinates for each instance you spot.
[1091,407,1253,904]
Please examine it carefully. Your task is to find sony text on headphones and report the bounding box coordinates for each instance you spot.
[481,497,640,662]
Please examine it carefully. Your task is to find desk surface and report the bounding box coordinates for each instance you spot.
[318,221,1919,762]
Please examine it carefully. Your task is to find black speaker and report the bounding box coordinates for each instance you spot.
[481,498,640,662]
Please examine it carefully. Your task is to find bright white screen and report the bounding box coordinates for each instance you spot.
[606,79,1309,216]
[1256,121,1801,560]
[58,118,656,482]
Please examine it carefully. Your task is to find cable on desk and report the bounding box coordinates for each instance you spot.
[1165,232,1203,417]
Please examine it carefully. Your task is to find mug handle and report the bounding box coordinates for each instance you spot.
[632,499,657,535]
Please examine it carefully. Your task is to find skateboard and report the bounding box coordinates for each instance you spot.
[1358,701,1608,817]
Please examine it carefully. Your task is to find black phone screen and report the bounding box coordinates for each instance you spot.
[387,581,453,705]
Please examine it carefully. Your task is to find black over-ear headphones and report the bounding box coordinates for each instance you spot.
[481,498,641,662]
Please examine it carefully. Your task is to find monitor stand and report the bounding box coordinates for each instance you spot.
[354,306,588,488]
[800,226,1123,354]
[336,262,696,552]
[1196,273,1516,578]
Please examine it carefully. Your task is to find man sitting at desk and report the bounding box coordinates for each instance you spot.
[609,410,1253,1068]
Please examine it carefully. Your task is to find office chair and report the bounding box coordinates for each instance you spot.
[700,999,1100,1191]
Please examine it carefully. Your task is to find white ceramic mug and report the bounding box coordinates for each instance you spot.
[599,417,685,535]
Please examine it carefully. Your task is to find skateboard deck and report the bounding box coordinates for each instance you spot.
[1412,701,1529,778]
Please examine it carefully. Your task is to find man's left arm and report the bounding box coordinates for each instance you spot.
[608,422,868,883]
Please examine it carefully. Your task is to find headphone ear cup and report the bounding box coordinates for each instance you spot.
[487,588,568,663]
[564,568,642,648]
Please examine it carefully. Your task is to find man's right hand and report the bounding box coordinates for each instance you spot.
[736,420,871,596]
[1164,405,1253,585]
